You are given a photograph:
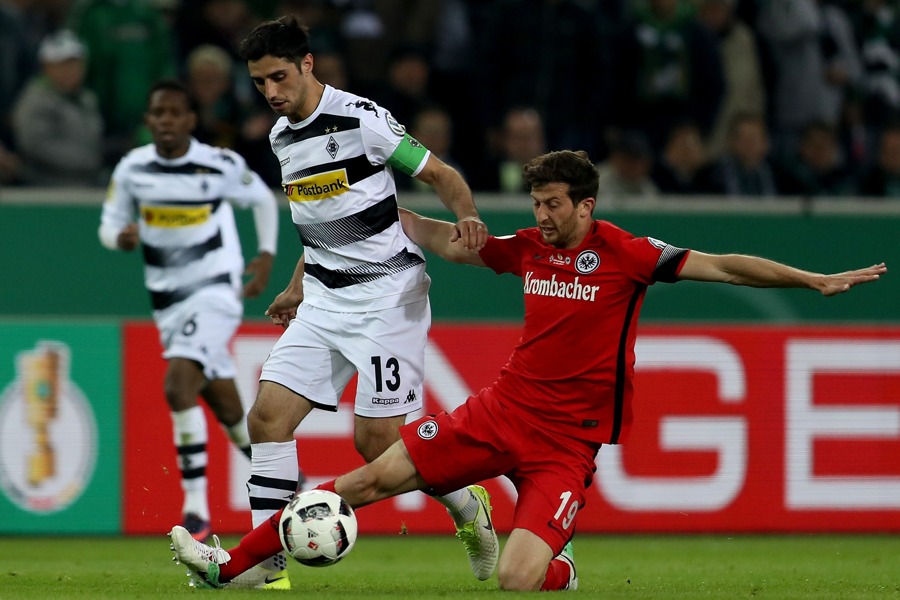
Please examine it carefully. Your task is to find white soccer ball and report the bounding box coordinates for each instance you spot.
[278,489,358,567]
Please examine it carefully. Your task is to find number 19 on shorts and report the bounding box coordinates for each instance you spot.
[554,491,579,531]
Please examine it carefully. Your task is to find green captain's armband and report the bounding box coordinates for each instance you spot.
[387,133,429,176]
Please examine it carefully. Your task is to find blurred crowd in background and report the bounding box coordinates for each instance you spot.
[3,0,900,199]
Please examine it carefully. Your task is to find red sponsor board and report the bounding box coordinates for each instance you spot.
[123,323,900,535]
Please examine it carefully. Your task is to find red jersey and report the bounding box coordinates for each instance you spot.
[478,220,690,446]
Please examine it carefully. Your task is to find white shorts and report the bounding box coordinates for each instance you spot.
[154,286,242,380]
[260,299,430,418]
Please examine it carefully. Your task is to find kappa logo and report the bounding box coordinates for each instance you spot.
[346,100,379,117]
[417,420,438,440]
[371,396,399,405]
[575,250,600,274]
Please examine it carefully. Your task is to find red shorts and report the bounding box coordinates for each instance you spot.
[399,388,599,554]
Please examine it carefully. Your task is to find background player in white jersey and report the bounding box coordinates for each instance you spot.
[168,14,496,589]
[99,79,283,545]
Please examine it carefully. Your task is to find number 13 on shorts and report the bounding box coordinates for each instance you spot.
[370,355,401,392]
[360,352,424,416]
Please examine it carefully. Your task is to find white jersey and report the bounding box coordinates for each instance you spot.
[272,85,431,312]
[99,139,278,312]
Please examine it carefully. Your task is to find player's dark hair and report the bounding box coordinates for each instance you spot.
[146,78,197,113]
[239,15,311,62]
[522,150,599,204]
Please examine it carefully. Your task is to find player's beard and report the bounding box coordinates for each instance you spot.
[540,218,578,248]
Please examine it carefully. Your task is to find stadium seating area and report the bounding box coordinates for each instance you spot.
[2,0,900,199]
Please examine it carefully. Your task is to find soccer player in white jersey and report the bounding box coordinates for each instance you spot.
[167,15,497,590]
[99,79,284,547]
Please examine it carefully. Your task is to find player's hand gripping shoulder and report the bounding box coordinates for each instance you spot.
[243,251,274,299]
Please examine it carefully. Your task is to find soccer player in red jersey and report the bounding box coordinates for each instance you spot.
[170,150,886,591]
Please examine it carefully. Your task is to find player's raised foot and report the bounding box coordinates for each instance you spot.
[169,525,230,589]
[182,512,211,543]
[557,541,578,591]
[229,555,291,590]
[453,485,499,581]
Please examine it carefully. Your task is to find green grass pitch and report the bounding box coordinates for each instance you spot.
[1,534,898,599]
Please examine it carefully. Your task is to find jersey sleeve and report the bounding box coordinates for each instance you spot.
[621,233,690,284]
[219,149,280,255]
[359,105,430,176]
[479,233,528,277]
[219,149,273,209]
[98,159,136,250]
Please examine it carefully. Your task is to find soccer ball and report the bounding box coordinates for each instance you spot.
[278,489,358,567]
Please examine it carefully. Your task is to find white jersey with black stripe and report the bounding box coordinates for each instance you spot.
[100,139,276,312]
[272,85,431,312]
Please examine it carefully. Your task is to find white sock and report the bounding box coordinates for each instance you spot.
[222,414,251,457]
[171,406,209,520]
[248,440,299,572]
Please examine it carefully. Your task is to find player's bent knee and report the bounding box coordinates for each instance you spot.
[355,438,393,463]
[247,403,294,441]
[353,417,403,463]
[497,565,543,592]
[247,384,310,442]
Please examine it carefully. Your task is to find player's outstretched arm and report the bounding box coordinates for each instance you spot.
[399,208,486,267]
[679,251,887,296]
[414,155,488,251]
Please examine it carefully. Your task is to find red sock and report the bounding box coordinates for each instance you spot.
[315,479,337,494]
[218,482,339,581]
[540,557,571,591]
[219,509,285,581]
